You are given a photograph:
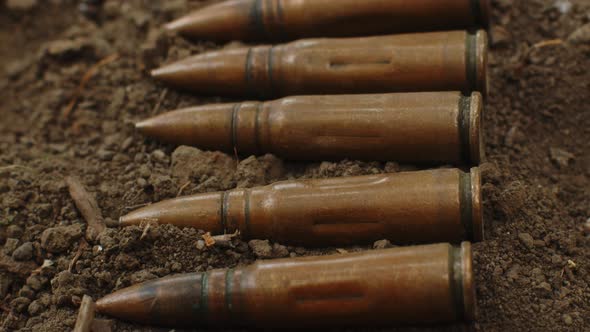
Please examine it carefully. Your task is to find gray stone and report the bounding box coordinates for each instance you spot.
[12,242,33,261]
[249,240,273,259]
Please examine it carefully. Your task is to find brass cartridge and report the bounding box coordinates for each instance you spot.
[137,91,484,165]
[96,242,476,328]
[166,0,490,42]
[119,168,483,246]
[151,30,488,98]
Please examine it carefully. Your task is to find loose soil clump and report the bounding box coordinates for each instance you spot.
[1,0,589,331]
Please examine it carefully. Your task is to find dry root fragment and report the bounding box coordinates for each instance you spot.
[139,218,159,240]
[62,53,119,119]
[65,176,106,241]
[202,232,216,247]
[69,240,89,273]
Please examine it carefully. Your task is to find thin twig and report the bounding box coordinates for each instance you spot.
[532,39,563,49]
[139,218,159,240]
[62,53,120,119]
[176,181,191,197]
[124,202,150,211]
[68,240,88,272]
[151,88,168,115]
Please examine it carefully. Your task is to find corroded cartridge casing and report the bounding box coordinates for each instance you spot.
[151,30,488,98]
[97,242,476,328]
[137,91,484,165]
[120,168,483,246]
[166,0,490,42]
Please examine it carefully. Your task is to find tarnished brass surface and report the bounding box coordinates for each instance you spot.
[151,30,488,98]
[166,0,490,42]
[137,91,484,165]
[96,242,476,327]
[120,168,484,246]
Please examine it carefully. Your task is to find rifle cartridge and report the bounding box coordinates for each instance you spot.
[137,91,484,165]
[151,30,488,98]
[120,168,483,246]
[166,0,490,42]
[96,242,476,327]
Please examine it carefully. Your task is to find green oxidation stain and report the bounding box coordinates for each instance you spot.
[194,272,209,315]
[225,269,235,313]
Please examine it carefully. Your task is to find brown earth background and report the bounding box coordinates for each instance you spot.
[1,0,589,331]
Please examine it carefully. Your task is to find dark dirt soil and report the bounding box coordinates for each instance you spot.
[0,0,589,331]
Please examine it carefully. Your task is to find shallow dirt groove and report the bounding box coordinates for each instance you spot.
[0,0,589,331]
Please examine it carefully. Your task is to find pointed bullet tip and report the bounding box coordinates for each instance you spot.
[150,65,179,81]
[118,214,130,227]
[105,217,121,228]
[150,68,163,78]
[95,297,107,313]
[135,119,151,132]
[164,20,183,32]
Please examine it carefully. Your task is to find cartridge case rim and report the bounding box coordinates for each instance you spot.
[460,242,476,321]
[473,30,489,97]
[470,168,484,242]
[469,92,485,165]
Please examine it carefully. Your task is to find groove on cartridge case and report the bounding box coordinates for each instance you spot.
[96,242,476,327]
[120,168,484,246]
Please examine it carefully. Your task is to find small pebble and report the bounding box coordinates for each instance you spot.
[249,239,273,258]
[28,299,46,316]
[18,285,35,299]
[3,238,19,255]
[518,233,534,249]
[151,149,167,163]
[373,239,393,250]
[10,297,31,313]
[12,242,33,261]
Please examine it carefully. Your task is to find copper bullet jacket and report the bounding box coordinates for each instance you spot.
[166,0,490,42]
[96,242,476,327]
[151,30,488,98]
[120,168,483,246]
[137,91,484,165]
